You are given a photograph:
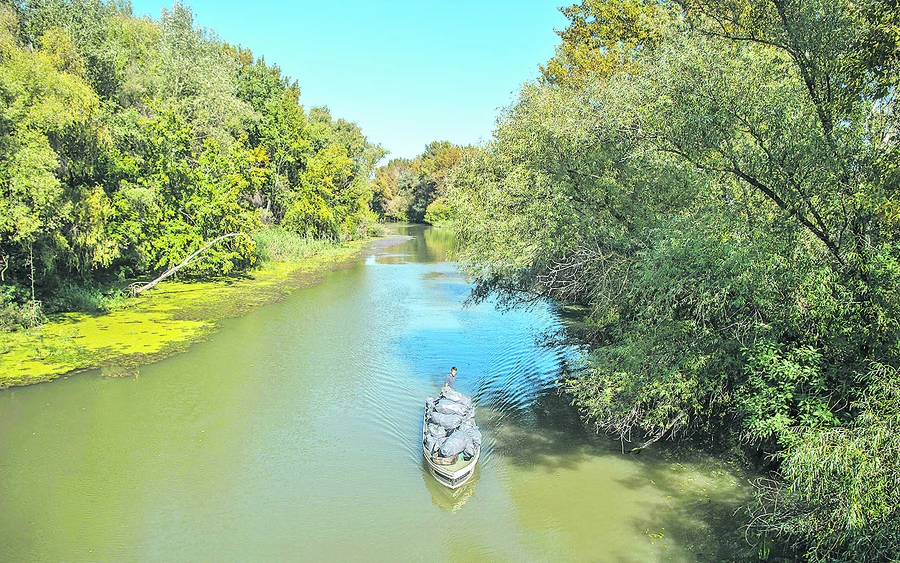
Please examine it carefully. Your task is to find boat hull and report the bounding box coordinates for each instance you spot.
[423,444,480,489]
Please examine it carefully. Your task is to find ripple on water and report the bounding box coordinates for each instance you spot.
[0,226,756,563]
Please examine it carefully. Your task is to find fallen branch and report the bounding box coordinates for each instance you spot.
[131,233,243,296]
[628,416,685,454]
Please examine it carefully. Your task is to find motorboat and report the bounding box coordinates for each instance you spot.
[422,410,480,489]
[422,388,481,489]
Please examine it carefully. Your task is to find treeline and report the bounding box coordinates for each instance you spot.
[371,140,464,224]
[0,0,384,327]
[447,0,899,560]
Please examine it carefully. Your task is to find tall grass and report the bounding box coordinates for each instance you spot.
[1,282,128,332]
[46,283,128,314]
[253,228,338,264]
[0,293,41,331]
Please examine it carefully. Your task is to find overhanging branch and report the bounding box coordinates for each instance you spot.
[131,233,243,296]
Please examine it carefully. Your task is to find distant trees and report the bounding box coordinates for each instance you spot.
[0,1,384,324]
[371,140,464,224]
[447,0,900,560]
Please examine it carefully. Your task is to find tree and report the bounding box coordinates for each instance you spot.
[540,0,664,84]
[0,6,103,289]
[371,140,464,223]
[448,1,900,558]
[371,158,411,220]
[0,1,385,323]
[752,363,900,562]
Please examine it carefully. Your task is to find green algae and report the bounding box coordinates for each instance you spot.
[0,240,370,389]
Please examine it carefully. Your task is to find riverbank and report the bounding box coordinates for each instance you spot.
[0,235,406,389]
[0,224,757,563]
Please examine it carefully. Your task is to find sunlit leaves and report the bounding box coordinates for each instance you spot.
[0,7,98,248]
[372,141,464,223]
[541,0,668,85]
[0,1,383,316]
[449,1,900,558]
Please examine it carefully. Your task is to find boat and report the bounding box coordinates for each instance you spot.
[422,409,480,489]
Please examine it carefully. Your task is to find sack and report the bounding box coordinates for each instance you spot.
[459,423,482,447]
[464,441,477,458]
[439,432,468,457]
[427,423,446,439]
[434,398,469,417]
[425,434,446,454]
[441,388,472,408]
[430,411,463,430]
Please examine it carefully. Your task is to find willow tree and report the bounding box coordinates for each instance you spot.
[448,0,900,559]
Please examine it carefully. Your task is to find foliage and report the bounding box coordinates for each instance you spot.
[424,198,453,225]
[540,0,665,84]
[0,284,38,330]
[371,141,465,223]
[751,363,900,562]
[447,0,900,559]
[0,1,383,320]
[44,280,126,313]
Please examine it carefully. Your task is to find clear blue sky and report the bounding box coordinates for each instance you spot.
[127,1,568,160]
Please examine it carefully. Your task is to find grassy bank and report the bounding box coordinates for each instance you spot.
[0,233,372,389]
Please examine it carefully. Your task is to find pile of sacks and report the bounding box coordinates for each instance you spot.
[423,388,482,460]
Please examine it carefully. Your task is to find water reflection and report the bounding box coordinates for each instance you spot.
[421,461,479,512]
[375,224,456,264]
[485,387,619,470]
[0,225,755,563]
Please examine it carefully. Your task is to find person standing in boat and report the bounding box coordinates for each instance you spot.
[443,366,457,390]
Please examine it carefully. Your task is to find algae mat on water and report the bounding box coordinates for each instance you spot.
[0,242,369,388]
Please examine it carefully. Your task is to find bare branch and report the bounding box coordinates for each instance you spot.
[131,233,243,296]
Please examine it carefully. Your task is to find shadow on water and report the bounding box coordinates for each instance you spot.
[617,450,759,562]
[487,383,758,562]
[484,386,620,471]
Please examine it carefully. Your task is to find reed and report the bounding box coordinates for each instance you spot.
[253,228,338,264]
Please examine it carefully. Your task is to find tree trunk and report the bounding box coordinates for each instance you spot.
[132,233,242,296]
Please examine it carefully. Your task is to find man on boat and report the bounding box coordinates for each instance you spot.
[443,366,457,390]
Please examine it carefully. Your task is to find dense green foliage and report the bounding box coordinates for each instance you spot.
[447,0,900,560]
[751,363,900,560]
[372,140,464,223]
[0,0,383,326]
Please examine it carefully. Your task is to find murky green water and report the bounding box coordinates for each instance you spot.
[0,225,753,562]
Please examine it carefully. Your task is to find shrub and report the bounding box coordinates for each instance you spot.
[0,285,42,331]
[424,198,453,225]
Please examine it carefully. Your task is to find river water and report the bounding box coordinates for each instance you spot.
[0,225,753,562]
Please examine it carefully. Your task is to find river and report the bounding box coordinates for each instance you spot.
[0,225,753,562]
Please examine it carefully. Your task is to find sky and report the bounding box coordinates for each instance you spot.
[127,0,568,160]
